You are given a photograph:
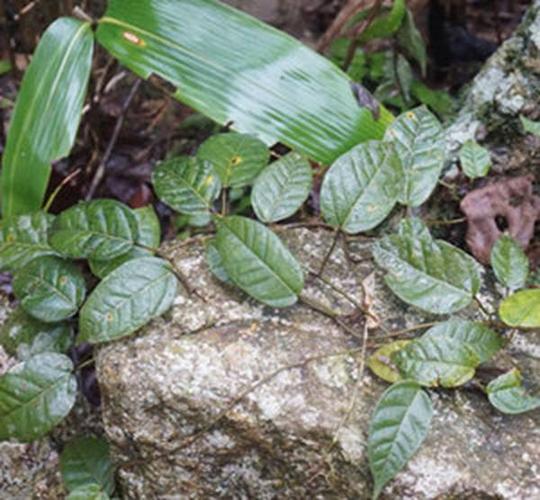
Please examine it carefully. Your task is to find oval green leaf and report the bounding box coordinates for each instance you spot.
[79,257,177,344]
[0,212,57,273]
[61,436,115,495]
[0,353,77,442]
[320,141,403,234]
[1,18,94,217]
[368,340,410,384]
[152,156,221,215]
[422,320,503,364]
[13,256,86,323]
[384,106,444,207]
[499,289,540,328]
[521,116,540,136]
[393,335,481,388]
[368,380,433,499]
[96,0,394,166]
[251,152,312,223]
[89,206,160,279]
[487,369,540,415]
[0,307,72,358]
[215,216,304,307]
[373,218,481,314]
[206,240,232,284]
[459,140,492,179]
[50,200,139,260]
[197,133,270,188]
[490,235,529,291]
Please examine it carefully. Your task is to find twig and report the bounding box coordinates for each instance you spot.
[425,217,467,227]
[86,79,142,200]
[317,0,370,53]
[343,0,384,71]
[75,357,95,371]
[474,295,492,318]
[318,228,341,277]
[367,321,442,345]
[221,189,228,216]
[43,169,82,213]
[300,293,364,342]
[13,0,41,20]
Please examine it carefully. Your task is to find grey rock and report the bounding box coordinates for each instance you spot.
[96,228,540,499]
[444,0,540,176]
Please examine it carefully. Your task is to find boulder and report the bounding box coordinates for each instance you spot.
[96,228,540,499]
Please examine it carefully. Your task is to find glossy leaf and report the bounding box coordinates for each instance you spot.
[373,218,482,314]
[79,257,177,344]
[13,256,86,323]
[88,206,160,279]
[197,133,270,188]
[422,320,502,363]
[215,216,304,307]
[320,141,403,234]
[0,307,72,357]
[394,334,480,388]
[499,289,540,328]
[0,353,77,442]
[520,116,540,136]
[397,9,427,76]
[353,0,406,44]
[1,18,93,217]
[487,369,540,415]
[368,380,433,499]
[384,106,444,207]
[96,0,394,166]
[67,484,110,500]
[251,153,312,223]
[61,436,115,494]
[152,156,221,215]
[0,212,57,273]
[490,235,529,291]
[459,140,492,179]
[50,200,139,260]
[206,240,232,284]
[368,340,410,384]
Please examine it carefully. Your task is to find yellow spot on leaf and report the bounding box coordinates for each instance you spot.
[231,155,242,166]
[406,111,416,120]
[123,32,146,47]
[204,176,215,187]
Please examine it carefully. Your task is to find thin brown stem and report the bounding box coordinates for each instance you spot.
[318,229,341,277]
[86,79,141,200]
[43,169,82,213]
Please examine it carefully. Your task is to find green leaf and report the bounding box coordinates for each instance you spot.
[373,218,482,314]
[215,216,304,307]
[0,60,11,76]
[520,116,540,136]
[0,353,77,441]
[12,256,86,323]
[368,380,433,499]
[0,307,72,357]
[397,9,427,76]
[394,334,481,388]
[490,235,529,291]
[197,133,270,188]
[459,140,492,179]
[384,106,444,207]
[88,206,160,279]
[0,212,57,273]
[410,81,455,118]
[499,289,540,328]
[421,320,503,364]
[67,484,110,500]
[79,257,177,344]
[1,18,93,217]
[356,0,406,44]
[96,0,394,166]
[61,436,115,494]
[320,141,402,234]
[487,369,540,415]
[251,153,313,223]
[50,200,139,260]
[206,240,232,284]
[395,55,413,103]
[152,157,221,215]
[368,340,410,384]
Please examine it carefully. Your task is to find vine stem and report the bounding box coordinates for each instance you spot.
[43,168,82,212]
[317,228,341,277]
[474,295,492,318]
[75,357,95,371]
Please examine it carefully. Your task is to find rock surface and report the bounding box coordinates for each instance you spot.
[96,228,540,499]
